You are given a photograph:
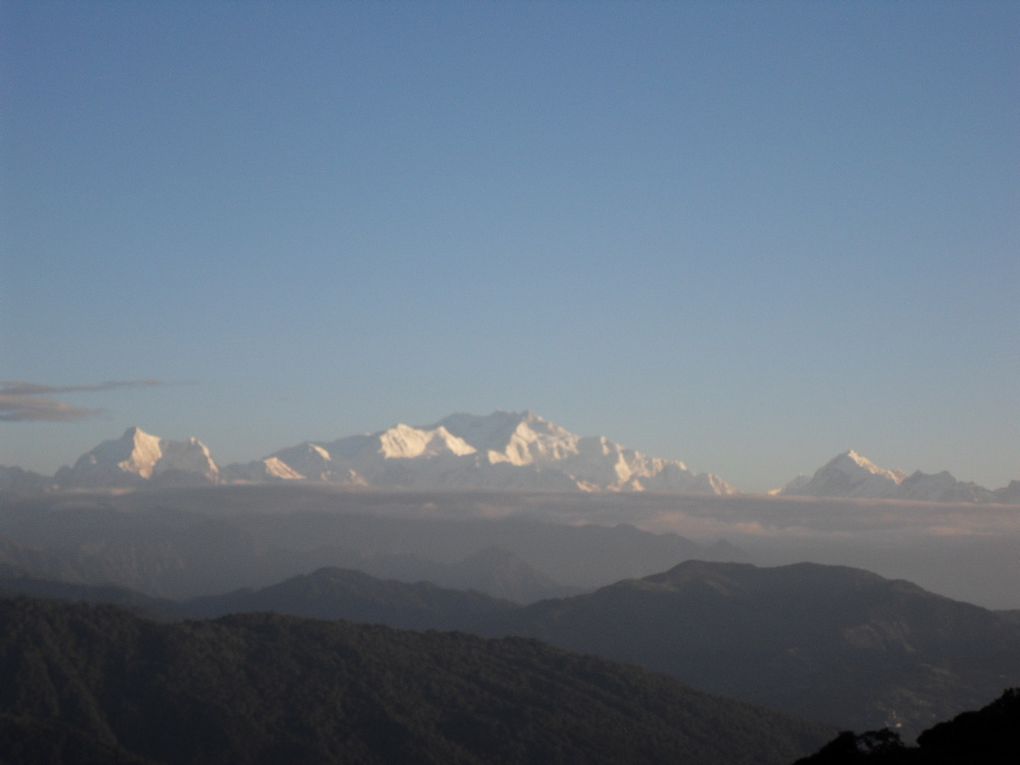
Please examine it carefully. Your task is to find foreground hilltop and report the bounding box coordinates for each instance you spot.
[796,688,1020,763]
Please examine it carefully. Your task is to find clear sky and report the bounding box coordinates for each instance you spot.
[1,1,1017,492]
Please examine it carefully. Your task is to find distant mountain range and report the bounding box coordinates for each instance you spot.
[777,449,1020,504]
[6,411,737,495]
[1,412,1016,502]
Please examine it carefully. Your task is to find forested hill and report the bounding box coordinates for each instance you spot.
[475,560,1020,734]
[0,596,830,765]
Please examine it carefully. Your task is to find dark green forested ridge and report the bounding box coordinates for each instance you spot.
[0,596,830,765]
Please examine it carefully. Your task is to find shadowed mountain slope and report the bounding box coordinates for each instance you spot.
[6,555,1017,739]
[473,560,1020,735]
[0,596,830,765]
[0,563,176,617]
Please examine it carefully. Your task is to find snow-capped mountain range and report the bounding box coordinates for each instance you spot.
[36,411,736,495]
[2,412,1017,503]
[776,449,1020,504]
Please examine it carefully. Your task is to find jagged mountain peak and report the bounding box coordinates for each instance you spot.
[245,411,735,495]
[827,450,905,481]
[376,422,476,460]
[36,411,736,496]
[779,450,1017,504]
[56,426,218,488]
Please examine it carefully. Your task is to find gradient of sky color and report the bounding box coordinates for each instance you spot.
[1,1,1017,492]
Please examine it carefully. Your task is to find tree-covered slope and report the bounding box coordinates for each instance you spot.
[475,560,1020,735]
[0,596,830,765]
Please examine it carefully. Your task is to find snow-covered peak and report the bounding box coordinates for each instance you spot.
[88,425,164,479]
[377,423,476,460]
[899,470,996,503]
[829,450,906,483]
[780,450,904,499]
[430,411,733,493]
[778,453,1018,504]
[436,411,545,450]
[264,442,336,482]
[57,426,220,487]
[55,412,737,496]
[261,457,303,480]
[155,436,219,480]
[434,411,580,466]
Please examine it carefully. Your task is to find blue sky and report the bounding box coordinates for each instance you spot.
[1,1,1017,491]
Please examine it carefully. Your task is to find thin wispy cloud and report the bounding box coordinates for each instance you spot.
[0,380,164,422]
[0,380,162,396]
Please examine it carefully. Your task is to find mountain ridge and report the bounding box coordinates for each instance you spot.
[3,416,1017,502]
[779,449,1017,503]
[37,411,738,496]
